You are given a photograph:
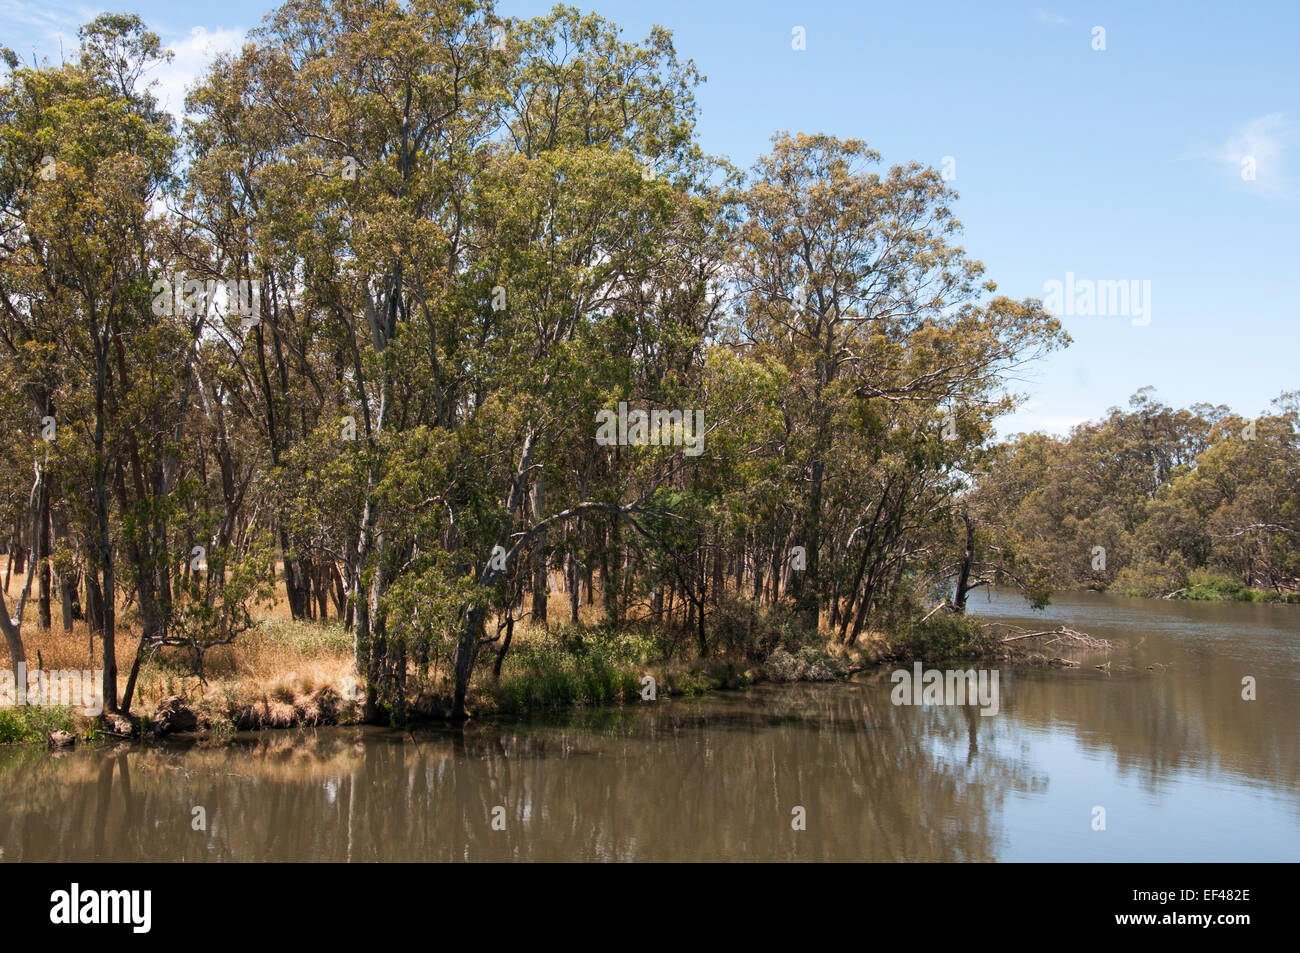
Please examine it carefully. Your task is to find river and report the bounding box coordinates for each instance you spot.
[1,590,1296,861]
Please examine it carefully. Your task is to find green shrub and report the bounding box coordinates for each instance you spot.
[0,706,75,744]
[1114,557,1188,597]
[663,668,711,696]
[710,595,811,660]
[892,609,987,662]
[1181,569,1267,602]
[488,633,644,714]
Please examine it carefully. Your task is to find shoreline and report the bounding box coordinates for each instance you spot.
[7,645,873,748]
[2,629,1104,748]
[5,584,1214,749]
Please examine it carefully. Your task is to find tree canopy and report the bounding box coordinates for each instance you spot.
[14,1,1285,727]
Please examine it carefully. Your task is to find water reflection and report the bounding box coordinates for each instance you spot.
[0,592,1295,861]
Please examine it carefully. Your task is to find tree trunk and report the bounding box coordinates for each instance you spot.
[568,548,580,623]
[952,512,976,612]
[36,474,51,630]
[0,581,26,673]
[492,613,514,680]
[452,603,484,721]
[531,471,548,623]
[94,332,118,714]
[603,515,620,626]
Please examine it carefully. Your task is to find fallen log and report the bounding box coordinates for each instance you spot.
[1000,628,1066,643]
[985,623,1113,651]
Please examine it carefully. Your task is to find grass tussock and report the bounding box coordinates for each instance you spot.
[0,611,357,736]
[480,626,649,715]
[181,621,356,731]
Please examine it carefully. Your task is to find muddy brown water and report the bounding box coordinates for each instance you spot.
[1,590,1296,861]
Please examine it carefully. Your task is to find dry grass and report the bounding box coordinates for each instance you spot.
[0,598,354,726]
[2,580,863,730]
[0,586,601,725]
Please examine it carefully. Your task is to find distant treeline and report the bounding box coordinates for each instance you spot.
[964,388,1300,604]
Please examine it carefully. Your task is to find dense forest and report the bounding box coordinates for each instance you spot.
[0,1,1293,726]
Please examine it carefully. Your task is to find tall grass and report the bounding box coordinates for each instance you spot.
[485,629,648,714]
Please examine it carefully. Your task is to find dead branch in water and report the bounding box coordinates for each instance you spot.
[983,622,1113,652]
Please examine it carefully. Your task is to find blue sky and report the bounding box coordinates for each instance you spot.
[4,0,1296,437]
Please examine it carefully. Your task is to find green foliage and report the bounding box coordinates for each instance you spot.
[661,668,711,696]
[709,595,809,660]
[891,611,988,662]
[0,706,75,744]
[1114,555,1190,597]
[488,634,643,714]
[973,391,1300,602]
[1180,569,1271,603]
[164,542,278,681]
[878,586,988,661]
[11,0,1261,736]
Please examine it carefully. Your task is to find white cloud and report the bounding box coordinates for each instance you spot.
[1196,113,1299,200]
[0,2,242,122]
[1033,10,1071,27]
[0,0,98,63]
[152,26,245,120]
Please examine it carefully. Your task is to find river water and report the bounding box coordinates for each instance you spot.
[1,590,1295,861]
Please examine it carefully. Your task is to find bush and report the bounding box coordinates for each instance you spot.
[1181,569,1269,602]
[764,648,804,682]
[662,668,711,695]
[488,634,642,714]
[763,646,847,682]
[1114,556,1189,597]
[891,609,988,662]
[799,646,847,680]
[0,706,76,744]
[710,595,811,660]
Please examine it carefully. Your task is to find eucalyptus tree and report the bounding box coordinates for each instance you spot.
[182,0,723,719]
[0,1,1091,725]
[0,16,177,713]
[733,133,1066,631]
[439,5,720,718]
[975,392,1300,597]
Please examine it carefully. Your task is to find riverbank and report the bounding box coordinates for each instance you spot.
[5,589,1294,862]
[2,596,1002,745]
[1071,567,1300,604]
[1,591,1112,746]
[0,647,867,746]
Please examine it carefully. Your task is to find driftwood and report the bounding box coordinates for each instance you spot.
[999,627,1083,643]
[983,623,1113,652]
